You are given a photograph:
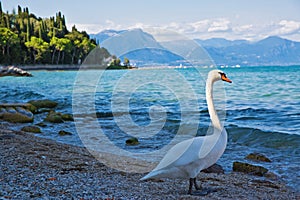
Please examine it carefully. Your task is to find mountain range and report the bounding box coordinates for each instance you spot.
[90,29,300,66]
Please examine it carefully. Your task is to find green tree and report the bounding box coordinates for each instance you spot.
[123,57,130,67]
[25,36,49,64]
[50,37,71,64]
[0,5,98,65]
[0,27,20,63]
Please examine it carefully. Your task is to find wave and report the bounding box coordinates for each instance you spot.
[227,124,300,150]
[0,90,45,102]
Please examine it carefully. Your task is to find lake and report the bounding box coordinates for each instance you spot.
[0,65,299,189]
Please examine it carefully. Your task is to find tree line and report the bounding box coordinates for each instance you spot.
[0,2,97,65]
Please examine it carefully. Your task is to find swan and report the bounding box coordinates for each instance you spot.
[140,70,232,195]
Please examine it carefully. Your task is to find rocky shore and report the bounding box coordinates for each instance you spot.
[0,125,299,200]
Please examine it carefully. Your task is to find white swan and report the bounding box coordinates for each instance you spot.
[140,70,232,195]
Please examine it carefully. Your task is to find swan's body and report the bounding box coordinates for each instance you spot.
[141,70,232,194]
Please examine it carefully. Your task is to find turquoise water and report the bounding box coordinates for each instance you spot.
[0,65,299,189]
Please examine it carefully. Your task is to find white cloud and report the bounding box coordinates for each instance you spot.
[233,24,253,33]
[207,19,231,32]
[68,18,300,42]
[276,20,300,35]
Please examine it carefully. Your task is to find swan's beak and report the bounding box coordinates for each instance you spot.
[221,74,232,83]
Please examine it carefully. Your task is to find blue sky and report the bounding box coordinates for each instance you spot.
[1,0,300,41]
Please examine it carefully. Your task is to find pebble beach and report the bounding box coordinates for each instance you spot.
[1,126,299,200]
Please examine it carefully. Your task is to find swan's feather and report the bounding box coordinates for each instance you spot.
[141,129,227,180]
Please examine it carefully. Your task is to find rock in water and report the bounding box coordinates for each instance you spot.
[21,126,41,133]
[233,161,268,176]
[28,99,58,110]
[45,111,64,123]
[58,130,72,136]
[245,152,272,162]
[0,104,34,123]
[0,66,32,77]
[126,137,139,145]
[61,114,74,121]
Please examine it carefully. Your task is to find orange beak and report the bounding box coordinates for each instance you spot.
[221,74,232,83]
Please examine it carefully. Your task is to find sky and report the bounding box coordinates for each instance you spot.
[1,0,300,41]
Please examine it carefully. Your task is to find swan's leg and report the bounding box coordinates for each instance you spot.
[188,178,194,194]
[188,178,202,194]
[193,178,201,190]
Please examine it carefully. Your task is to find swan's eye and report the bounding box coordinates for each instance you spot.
[219,72,226,78]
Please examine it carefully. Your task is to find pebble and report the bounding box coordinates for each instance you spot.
[0,128,299,200]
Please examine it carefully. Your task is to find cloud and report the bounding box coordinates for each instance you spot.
[68,18,300,41]
[276,20,300,35]
[207,19,231,32]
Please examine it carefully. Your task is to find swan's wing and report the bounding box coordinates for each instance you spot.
[153,135,216,171]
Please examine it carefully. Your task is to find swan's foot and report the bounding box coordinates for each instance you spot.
[188,178,202,195]
[188,178,217,196]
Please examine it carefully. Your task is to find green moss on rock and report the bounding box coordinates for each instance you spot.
[233,161,268,176]
[58,130,72,136]
[245,153,272,162]
[45,111,64,123]
[28,99,58,109]
[0,105,34,123]
[61,114,74,121]
[21,126,41,133]
[126,137,139,145]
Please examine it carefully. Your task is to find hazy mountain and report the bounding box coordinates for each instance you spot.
[202,36,300,66]
[90,30,300,66]
[93,29,184,66]
[90,30,126,43]
[195,38,249,48]
[120,48,184,66]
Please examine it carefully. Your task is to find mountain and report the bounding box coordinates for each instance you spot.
[95,29,184,66]
[90,29,300,66]
[195,38,249,48]
[202,36,300,66]
[90,30,126,43]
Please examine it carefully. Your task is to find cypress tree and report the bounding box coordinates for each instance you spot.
[0,2,3,16]
[18,5,22,15]
[26,18,30,42]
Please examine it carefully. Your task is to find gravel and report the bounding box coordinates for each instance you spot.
[0,127,299,200]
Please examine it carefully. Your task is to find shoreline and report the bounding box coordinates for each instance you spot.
[1,126,299,199]
[17,65,137,71]
[19,64,81,71]
[7,64,300,71]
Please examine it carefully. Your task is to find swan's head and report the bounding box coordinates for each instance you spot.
[208,70,232,83]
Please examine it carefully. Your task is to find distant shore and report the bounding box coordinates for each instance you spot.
[19,64,81,71]
[0,125,299,199]
[16,64,300,71]
[17,64,137,71]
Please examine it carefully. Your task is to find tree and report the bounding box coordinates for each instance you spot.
[0,28,20,64]
[124,57,130,67]
[50,37,71,64]
[0,5,98,65]
[25,36,49,64]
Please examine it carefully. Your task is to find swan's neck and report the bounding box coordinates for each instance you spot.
[206,78,222,131]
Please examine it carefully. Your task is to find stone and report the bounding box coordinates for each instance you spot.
[28,99,58,109]
[35,122,47,127]
[61,114,74,121]
[264,172,279,180]
[21,126,41,133]
[44,111,64,123]
[126,137,139,145]
[201,163,224,174]
[233,161,268,176]
[245,153,272,162]
[0,105,34,123]
[58,130,72,136]
[0,66,32,77]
